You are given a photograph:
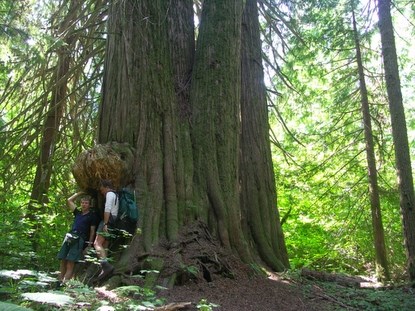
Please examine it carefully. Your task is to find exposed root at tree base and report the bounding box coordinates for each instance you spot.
[121,221,253,289]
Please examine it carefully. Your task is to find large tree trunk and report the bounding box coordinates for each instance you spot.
[377,0,415,282]
[97,0,289,280]
[352,10,389,281]
[166,0,195,229]
[98,0,181,251]
[190,0,251,261]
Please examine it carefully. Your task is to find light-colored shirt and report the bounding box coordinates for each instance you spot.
[105,191,119,217]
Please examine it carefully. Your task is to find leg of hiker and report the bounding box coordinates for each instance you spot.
[59,260,67,282]
[93,180,119,280]
[63,260,75,282]
[94,222,114,280]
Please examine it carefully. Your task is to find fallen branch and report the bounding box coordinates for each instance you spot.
[301,268,367,288]
[155,302,192,310]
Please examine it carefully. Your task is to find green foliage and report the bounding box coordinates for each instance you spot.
[22,292,74,307]
[267,0,410,281]
[302,280,415,311]
[0,186,72,270]
[180,264,199,278]
[196,299,220,311]
[0,270,168,310]
[0,192,37,269]
[0,0,105,274]
[0,301,32,311]
[114,285,166,309]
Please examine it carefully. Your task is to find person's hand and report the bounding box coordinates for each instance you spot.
[103,224,108,232]
[83,245,92,255]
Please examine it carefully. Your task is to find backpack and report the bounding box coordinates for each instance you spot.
[111,188,139,233]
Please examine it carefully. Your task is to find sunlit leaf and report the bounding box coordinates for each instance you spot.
[21,292,73,306]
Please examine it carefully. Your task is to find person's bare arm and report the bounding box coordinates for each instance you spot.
[102,212,110,232]
[88,225,96,246]
[66,191,84,212]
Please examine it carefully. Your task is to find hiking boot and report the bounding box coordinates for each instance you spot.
[96,261,114,281]
[54,281,64,290]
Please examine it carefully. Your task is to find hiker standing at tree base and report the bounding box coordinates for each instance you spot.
[57,192,97,283]
[94,179,119,279]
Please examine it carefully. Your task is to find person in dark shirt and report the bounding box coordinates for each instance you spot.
[57,191,97,283]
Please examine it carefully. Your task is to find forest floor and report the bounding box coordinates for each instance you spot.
[156,264,414,311]
[3,263,415,311]
[159,267,334,311]
[2,222,414,310]
[157,266,415,311]
[142,222,415,311]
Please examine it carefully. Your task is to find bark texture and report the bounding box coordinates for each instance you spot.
[378,0,415,281]
[98,0,179,251]
[352,10,389,281]
[190,0,249,260]
[97,0,289,278]
[240,0,289,270]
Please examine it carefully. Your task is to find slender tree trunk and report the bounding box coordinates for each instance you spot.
[28,0,78,236]
[240,0,289,271]
[377,0,415,281]
[352,10,389,281]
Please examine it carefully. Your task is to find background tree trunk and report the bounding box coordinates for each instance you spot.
[352,9,389,281]
[27,0,78,249]
[377,0,415,281]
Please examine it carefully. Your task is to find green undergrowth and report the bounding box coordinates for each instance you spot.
[304,281,415,310]
[0,269,167,310]
[1,268,415,310]
[0,269,219,311]
[283,270,415,311]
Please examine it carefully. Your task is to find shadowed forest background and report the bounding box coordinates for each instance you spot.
[1,0,415,302]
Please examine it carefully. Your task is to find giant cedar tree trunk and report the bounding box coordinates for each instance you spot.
[190,0,250,261]
[378,0,415,281]
[98,0,180,250]
[166,0,196,228]
[98,0,288,273]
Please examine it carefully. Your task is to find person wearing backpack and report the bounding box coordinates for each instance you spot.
[110,186,139,234]
[94,179,119,280]
[57,191,97,284]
